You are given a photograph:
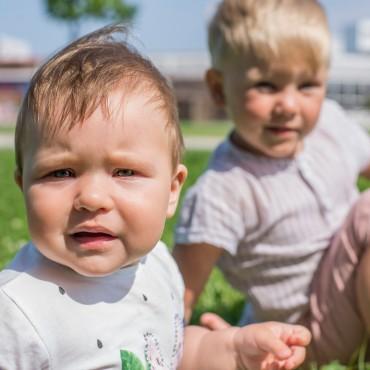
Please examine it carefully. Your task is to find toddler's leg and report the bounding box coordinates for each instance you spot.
[299,190,370,365]
[356,215,370,331]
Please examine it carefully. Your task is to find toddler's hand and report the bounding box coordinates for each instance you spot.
[233,322,311,370]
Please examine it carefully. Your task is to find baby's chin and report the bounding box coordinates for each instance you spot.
[67,255,144,278]
[37,250,122,277]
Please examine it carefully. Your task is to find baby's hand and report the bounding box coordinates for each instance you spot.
[233,322,311,370]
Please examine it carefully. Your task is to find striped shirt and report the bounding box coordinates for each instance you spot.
[175,99,370,323]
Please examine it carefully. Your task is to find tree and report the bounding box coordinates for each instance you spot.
[45,0,137,41]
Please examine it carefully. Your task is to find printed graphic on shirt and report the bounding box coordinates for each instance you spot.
[170,313,183,368]
[120,311,183,370]
[120,350,147,370]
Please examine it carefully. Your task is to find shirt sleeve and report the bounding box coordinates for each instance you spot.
[0,289,50,370]
[175,170,253,255]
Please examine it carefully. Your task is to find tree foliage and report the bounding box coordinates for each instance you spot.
[45,0,137,40]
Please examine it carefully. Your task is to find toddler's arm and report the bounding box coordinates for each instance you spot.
[360,164,370,179]
[179,322,311,370]
[173,242,222,322]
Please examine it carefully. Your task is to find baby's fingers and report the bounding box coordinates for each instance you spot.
[283,346,306,370]
[258,333,293,360]
[261,346,306,370]
[286,326,311,347]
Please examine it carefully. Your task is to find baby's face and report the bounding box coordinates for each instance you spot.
[214,60,327,158]
[17,89,186,276]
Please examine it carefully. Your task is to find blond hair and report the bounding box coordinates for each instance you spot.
[15,25,183,174]
[208,0,331,72]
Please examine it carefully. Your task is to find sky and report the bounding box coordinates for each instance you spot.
[0,0,370,59]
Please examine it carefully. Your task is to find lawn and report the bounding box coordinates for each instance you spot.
[0,120,233,137]
[1,147,370,368]
[0,150,28,266]
[0,125,16,134]
[180,120,232,137]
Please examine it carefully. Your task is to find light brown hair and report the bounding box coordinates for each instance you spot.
[15,25,184,173]
[208,0,331,72]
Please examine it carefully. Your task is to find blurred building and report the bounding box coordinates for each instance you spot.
[150,51,225,121]
[0,35,38,124]
[326,49,370,110]
[151,46,370,121]
[1,22,370,124]
[151,19,370,121]
[347,18,370,54]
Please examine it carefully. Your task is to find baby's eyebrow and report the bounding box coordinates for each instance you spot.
[32,150,78,169]
[104,152,156,170]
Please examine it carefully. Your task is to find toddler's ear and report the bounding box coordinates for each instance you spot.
[14,169,23,191]
[205,69,225,107]
[167,164,187,218]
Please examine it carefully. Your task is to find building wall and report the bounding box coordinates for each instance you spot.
[0,82,28,124]
[1,50,370,124]
[151,50,370,121]
[172,79,226,121]
[0,61,37,125]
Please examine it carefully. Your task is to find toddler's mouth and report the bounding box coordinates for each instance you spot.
[267,126,296,135]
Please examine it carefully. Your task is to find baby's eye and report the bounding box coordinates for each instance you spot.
[114,169,135,177]
[50,169,74,178]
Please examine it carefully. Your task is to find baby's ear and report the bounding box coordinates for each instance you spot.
[205,68,225,107]
[14,169,23,191]
[167,164,187,218]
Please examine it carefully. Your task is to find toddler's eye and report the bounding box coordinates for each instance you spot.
[254,81,276,92]
[114,169,135,177]
[299,81,322,91]
[51,169,74,178]
[299,82,314,90]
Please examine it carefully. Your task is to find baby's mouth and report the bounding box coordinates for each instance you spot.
[71,231,116,244]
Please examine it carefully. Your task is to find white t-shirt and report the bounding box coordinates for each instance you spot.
[176,99,370,323]
[0,241,184,370]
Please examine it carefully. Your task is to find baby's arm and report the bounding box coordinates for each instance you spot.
[179,322,311,370]
[173,242,222,322]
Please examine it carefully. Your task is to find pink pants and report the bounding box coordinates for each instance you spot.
[299,190,370,365]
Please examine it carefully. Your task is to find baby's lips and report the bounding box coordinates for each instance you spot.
[71,231,116,242]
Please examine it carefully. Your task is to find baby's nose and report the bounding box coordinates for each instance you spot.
[73,176,114,212]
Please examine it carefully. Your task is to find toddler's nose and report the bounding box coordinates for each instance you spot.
[274,89,298,118]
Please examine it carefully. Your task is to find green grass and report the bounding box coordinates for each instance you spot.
[0,125,15,134]
[180,120,232,137]
[0,150,28,267]
[162,150,246,325]
[0,148,245,324]
[1,148,370,367]
[0,121,232,137]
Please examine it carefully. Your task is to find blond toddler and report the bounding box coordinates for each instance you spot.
[174,0,370,365]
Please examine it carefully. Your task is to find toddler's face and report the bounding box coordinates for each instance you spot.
[208,60,327,158]
[17,89,186,276]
